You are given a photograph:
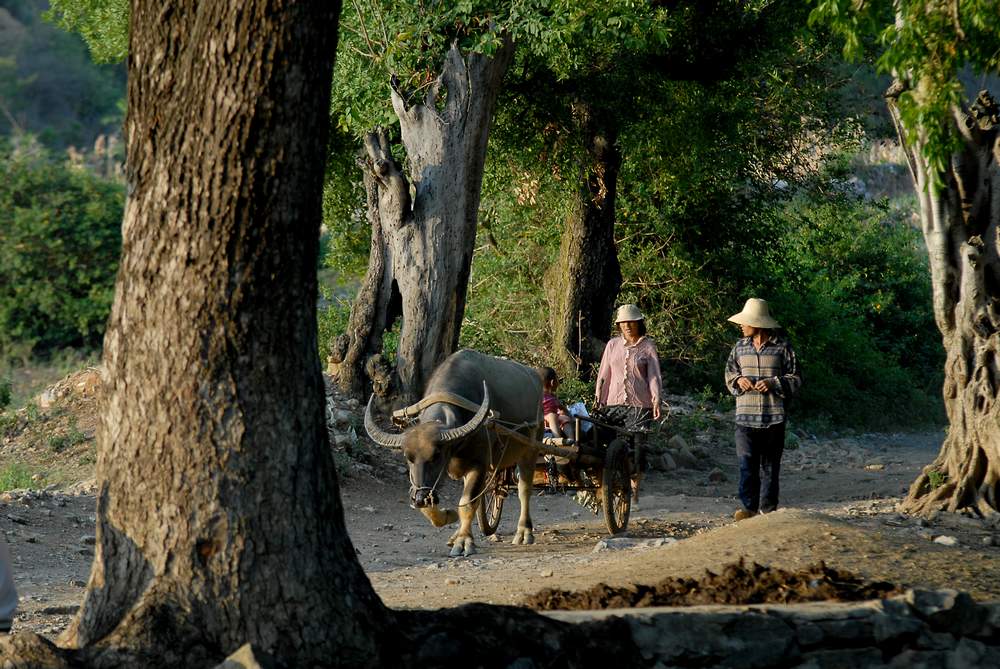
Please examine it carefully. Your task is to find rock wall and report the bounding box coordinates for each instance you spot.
[544,589,1000,668]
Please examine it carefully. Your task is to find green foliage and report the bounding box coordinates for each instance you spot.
[0,150,124,354]
[928,468,947,490]
[755,186,943,427]
[0,462,37,491]
[810,0,1000,181]
[556,377,594,407]
[45,0,129,64]
[317,292,353,364]
[321,130,369,279]
[0,379,11,409]
[47,420,87,453]
[332,0,672,135]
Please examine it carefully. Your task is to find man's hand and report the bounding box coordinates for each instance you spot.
[736,377,754,392]
[652,403,661,420]
[753,379,771,393]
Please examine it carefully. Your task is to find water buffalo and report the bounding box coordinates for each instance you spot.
[365,349,542,556]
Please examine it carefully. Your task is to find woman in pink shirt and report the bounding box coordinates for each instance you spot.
[595,304,663,499]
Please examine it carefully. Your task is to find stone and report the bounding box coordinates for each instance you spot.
[333,409,353,427]
[37,389,56,410]
[864,463,886,471]
[708,468,726,483]
[932,535,958,546]
[671,446,699,469]
[593,537,677,552]
[79,535,96,546]
[798,647,884,668]
[659,452,676,471]
[625,610,797,667]
[213,643,280,669]
[506,660,537,669]
[593,537,640,552]
[947,637,1000,667]
[887,649,950,668]
[904,589,986,636]
[666,435,688,451]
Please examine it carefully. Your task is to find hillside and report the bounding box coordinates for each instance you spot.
[0,0,125,151]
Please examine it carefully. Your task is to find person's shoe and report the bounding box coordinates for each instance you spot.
[733,508,757,521]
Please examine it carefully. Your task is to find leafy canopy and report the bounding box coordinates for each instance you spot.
[332,0,672,134]
[45,0,128,64]
[810,0,1000,175]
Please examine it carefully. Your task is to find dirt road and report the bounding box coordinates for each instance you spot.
[6,426,1000,639]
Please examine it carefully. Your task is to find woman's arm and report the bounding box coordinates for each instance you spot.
[595,339,614,406]
[647,342,663,418]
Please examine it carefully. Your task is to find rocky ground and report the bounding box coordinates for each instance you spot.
[2,372,998,642]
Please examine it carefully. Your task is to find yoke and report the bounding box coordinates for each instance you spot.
[392,392,487,427]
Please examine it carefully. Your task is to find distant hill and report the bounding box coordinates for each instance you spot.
[0,0,125,151]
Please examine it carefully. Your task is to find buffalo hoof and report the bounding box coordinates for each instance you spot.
[511,528,534,545]
[487,533,503,543]
[449,536,475,557]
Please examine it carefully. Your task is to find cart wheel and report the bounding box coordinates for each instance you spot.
[601,438,632,535]
[477,467,508,536]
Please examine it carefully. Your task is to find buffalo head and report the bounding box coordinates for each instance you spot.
[365,385,490,509]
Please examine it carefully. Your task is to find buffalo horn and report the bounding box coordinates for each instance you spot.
[364,395,405,448]
[438,382,491,442]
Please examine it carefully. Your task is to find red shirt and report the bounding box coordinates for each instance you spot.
[542,392,560,415]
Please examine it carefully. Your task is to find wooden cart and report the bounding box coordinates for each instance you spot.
[476,412,640,536]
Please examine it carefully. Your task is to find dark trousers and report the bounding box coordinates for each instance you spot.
[600,405,651,472]
[735,422,785,513]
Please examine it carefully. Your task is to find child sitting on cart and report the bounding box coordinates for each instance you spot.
[540,367,573,441]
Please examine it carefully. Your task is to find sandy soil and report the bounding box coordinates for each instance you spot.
[348,430,1000,611]
[4,387,999,641]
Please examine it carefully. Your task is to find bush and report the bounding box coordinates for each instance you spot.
[756,189,944,428]
[0,150,123,354]
[0,379,11,409]
[0,462,37,491]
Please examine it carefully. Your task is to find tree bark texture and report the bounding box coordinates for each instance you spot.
[544,107,623,379]
[59,1,388,665]
[891,87,1000,517]
[330,40,515,405]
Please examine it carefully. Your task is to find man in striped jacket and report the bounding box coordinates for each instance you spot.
[724,298,801,521]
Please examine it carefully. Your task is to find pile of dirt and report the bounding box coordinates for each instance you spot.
[522,559,901,611]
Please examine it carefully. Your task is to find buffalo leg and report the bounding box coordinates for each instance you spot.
[420,506,458,528]
[448,469,483,557]
[511,456,535,545]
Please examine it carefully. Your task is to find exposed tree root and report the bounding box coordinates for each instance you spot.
[0,632,77,669]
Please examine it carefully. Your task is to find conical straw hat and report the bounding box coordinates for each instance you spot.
[727,298,780,329]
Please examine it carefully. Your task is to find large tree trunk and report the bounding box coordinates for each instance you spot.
[330,40,514,405]
[891,86,1000,517]
[52,0,388,665]
[545,106,623,379]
